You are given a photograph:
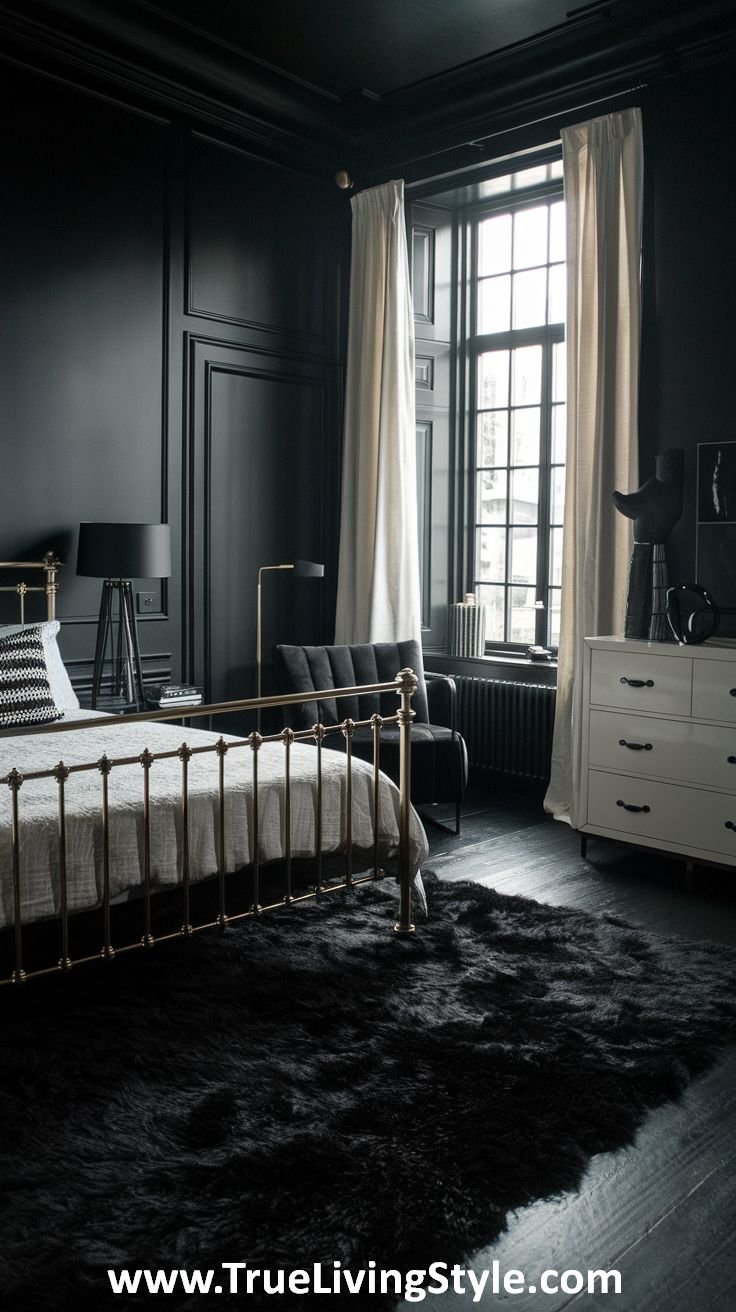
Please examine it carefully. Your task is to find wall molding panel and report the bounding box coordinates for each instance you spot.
[0,47,347,698]
[184,336,340,699]
[0,57,178,686]
[415,356,435,391]
[185,133,340,354]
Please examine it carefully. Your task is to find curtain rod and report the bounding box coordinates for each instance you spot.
[392,81,647,188]
[337,82,646,193]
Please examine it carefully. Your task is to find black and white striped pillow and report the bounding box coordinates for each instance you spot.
[0,625,63,729]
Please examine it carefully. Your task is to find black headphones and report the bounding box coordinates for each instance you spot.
[665,583,720,644]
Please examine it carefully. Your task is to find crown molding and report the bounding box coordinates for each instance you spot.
[350,1,736,175]
[0,1,350,174]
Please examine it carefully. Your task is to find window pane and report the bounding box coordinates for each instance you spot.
[478,351,509,409]
[551,404,566,464]
[483,174,513,198]
[513,206,548,269]
[478,274,511,333]
[508,586,536,643]
[551,466,566,523]
[549,526,564,588]
[511,470,539,524]
[478,213,511,275]
[511,345,542,406]
[547,263,565,324]
[477,585,505,641]
[476,527,506,582]
[476,469,507,523]
[549,200,565,262]
[552,341,566,403]
[511,407,540,465]
[512,268,547,329]
[547,587,561,647]
[477,410,509,468]
[510,526,537,583]
[512,166,547,191]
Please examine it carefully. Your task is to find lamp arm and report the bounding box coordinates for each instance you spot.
[256,578,262,702]
[258,565,296,579]
[256,564,295,703]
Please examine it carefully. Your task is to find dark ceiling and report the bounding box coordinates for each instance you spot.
[2,0,736,177]
[127,0,578,100]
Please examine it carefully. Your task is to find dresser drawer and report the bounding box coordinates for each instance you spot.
[692,658,736,722]
[587,771,736,861]
[589,649,691,715]
[589,709,736,790]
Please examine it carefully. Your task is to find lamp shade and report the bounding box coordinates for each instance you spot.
[292,559,324,579]
[77,523,172,580]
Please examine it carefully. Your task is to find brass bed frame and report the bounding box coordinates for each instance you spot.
[0,557,417,986]
[0,550,59,622]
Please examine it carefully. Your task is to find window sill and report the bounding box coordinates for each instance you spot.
[423,649,558,685]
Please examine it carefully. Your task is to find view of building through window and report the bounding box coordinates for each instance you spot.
[472,181,565,649]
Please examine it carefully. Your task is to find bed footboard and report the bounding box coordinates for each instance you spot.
[1,668,420,985]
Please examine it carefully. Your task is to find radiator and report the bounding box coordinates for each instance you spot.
[455,677,556,781]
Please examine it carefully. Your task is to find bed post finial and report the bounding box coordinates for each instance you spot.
[42,551,61,621]
[395,668,417,936]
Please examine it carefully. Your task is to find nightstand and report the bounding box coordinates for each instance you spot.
[81,694,139,716]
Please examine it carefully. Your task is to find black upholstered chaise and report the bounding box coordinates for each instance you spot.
[273,639,467,833]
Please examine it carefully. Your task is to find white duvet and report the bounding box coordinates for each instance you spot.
[0,712,428,929]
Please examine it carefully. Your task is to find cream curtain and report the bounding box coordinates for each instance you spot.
[334,179,422,646]
[545,108,644,826]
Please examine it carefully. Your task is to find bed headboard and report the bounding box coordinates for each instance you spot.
[0,552,61,623]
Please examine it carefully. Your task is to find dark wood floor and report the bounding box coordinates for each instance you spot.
[409,774,736,1312]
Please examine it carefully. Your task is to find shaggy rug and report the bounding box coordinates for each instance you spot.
[3,873,736,1311]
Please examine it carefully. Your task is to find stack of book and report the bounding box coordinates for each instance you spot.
[146,683,203,709]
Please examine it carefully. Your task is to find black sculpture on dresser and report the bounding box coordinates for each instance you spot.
[613,448,684,641]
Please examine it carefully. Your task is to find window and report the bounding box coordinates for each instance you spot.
[471,185,565,650]
[411,151,565,655]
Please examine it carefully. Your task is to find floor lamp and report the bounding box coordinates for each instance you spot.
[256,559,324,727]
[77,522,172,709]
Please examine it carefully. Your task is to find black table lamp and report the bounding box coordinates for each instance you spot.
[77,522,172,709]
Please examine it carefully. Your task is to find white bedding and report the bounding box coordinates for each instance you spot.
[0,711,429,929]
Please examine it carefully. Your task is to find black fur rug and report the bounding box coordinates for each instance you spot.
[3,873,736,1311]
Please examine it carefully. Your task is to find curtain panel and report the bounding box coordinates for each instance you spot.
[545,108,644,826]
[334,179,422,646]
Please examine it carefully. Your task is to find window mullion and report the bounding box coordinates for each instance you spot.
[536,339,553,646]
[465,217,477,607]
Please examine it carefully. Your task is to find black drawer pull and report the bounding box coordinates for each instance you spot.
[730,689,736,697]
[728,756,736,765]
[617,799,651,813]
[620,677,654,688]
[619,738,653,751]
[725,821,736,832]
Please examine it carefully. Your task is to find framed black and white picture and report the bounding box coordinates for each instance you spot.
[696,442,736,637]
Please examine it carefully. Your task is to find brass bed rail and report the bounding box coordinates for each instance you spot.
[1,670,418,985]
[0,551,60,623]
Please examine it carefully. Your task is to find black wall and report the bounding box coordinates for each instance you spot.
[639,60,736,620]
[0,59,348,701]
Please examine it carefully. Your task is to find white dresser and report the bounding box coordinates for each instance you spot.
[580,636,736,867]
